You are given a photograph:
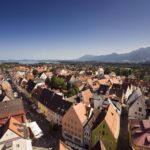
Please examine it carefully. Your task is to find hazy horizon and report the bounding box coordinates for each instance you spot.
[0,46,149,61]
[0,0,150,59]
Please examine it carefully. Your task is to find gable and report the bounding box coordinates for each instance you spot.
[129,97,146,116]
[62,107,83,128]
[0,129,19,142]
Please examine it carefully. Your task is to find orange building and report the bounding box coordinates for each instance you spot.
[62,102,92,148]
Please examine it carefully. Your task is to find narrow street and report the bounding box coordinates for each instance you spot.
[117,106,132,150]
[12,80,62,149]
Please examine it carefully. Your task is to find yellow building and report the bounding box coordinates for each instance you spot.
[38,101,48,117]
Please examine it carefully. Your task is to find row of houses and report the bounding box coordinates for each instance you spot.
[13,65,150,150]
[125,84,150,149]
[13,67,122,150]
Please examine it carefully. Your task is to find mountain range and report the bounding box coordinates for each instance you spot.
[77,47,150,62]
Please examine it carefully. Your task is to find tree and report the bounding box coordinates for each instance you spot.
[104,67,111,74]
[65,84,79,98]
[51,76,66,89]
[32,69,38,77]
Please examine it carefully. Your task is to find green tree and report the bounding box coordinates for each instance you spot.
[104,67,111,74]
[51,76,66,89]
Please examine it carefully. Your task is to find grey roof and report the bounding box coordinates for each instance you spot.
[127,87,142,105]
[129,96,146,108]
[39,89,72,116]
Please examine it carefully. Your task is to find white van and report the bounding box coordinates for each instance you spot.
[29,122,43,139]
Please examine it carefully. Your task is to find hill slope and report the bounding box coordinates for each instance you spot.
[78,47,150,62]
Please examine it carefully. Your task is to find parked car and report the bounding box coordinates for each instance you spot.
[14,92,18,98]
[29,121,43,139]
[31,104,37,110]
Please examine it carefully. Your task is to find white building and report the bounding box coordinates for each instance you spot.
[127,88,146,119]
[0,117,32,150]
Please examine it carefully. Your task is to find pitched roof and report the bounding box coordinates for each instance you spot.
[98,79,110,85]
[26,74,34,80]
[85,108,101,129]
[47,94,72,116]
[39,89,72,116]
[130,119,150,149]
[39,88,54,104]
[26,79,36,93]
[129,96,145,109]
[32,86,43,100]
[0,99,25,119]
[73,103,89,125]
[105,104,120,139]
[8,117,29,138]
[92,109,106,130]
[92,104,120,139]
[127,88,142,105]
[0,117,29,139]
[81,89,93,105]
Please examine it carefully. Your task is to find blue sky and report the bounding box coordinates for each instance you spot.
[0,0,150,60]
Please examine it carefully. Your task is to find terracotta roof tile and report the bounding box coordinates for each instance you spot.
[105,104,120,139]
[73,103,88,125]
[81,89,93,105]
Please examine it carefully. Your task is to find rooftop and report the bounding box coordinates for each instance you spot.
[0,99,25,119]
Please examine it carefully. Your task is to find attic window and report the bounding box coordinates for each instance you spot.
[111,112,114,116]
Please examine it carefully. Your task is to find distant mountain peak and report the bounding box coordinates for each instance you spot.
[77,47,150,62]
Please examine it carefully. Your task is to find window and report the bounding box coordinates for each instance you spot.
[102,131,105,136]
[111,112,114,116]
[65,133,72,139]
[139,107,142,112]
[74,138,81,143]
[16,144,20,148]
[103,124,105,128]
